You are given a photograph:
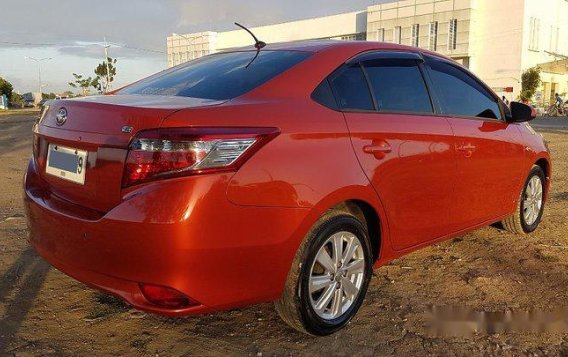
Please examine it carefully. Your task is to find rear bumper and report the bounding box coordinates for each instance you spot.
[24,158,309,315]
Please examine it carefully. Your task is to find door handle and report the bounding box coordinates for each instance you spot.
[363,143,392,154]
[363,142,392,159]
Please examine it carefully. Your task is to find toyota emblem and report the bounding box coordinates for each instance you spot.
[56,107,68,126]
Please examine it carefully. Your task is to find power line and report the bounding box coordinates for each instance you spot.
[0,41,56,46]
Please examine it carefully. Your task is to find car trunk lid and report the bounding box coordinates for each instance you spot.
[35,95,225,212]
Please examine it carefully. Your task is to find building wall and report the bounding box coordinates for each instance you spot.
[367,0,472,63]
[167,11,367,67]
[216,11,368,51]
[520,0,568,104]
[468,0,525,100]
[167,31,217,68]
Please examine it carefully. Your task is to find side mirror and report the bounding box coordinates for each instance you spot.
[508,102,536,123]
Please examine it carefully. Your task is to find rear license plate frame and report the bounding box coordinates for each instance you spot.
[46,144,87,185]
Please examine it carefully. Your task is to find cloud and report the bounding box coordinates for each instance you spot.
[2,0,175,52]
[2,0,382,57]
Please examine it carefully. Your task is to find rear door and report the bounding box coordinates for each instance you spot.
[331,52,456,250]
[423,56,526,228]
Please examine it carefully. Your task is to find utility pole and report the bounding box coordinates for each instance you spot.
[103,36,112,93]
[24,56,52,100]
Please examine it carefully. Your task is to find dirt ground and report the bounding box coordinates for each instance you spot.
[1,114,568,356]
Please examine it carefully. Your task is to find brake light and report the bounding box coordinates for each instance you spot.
[123,127,279,187]
[139,283,198,309]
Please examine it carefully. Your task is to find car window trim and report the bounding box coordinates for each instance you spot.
[423,54,506,122]
[359,63,379,111]
[346,50,424,64]
[329,50,443,116]
[417,61,443,115]
[328,63,376,112]
[359,57,437,115]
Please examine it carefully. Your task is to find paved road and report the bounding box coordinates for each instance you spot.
[531,117,568,130]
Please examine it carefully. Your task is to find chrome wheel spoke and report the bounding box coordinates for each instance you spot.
[316,249,335,273]
[345,259,364,275]
[341,277,359,300]
[332,234,343,266]
[310,275,333,293]
[315,284,336,313]
[535,183,542,196]
[342,236,358,264]
[330,288,343,318]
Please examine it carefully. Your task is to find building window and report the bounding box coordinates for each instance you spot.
[394,26,402,44]
[428,22,438,51]
[340,33,367,41]
[377,28,385,42]
[411,24,420,47]
[549,25,559,52]
[448,19,458,50]
[529,17,540,51]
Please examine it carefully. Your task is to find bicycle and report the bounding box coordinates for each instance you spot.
[546,103,567,117]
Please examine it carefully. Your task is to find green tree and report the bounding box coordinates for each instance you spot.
[42,92,57,100]
[94,56,117,93]
[520,67,541,102]
[0,77,14,100]
[69,73,95,96]
[10,92,24,108]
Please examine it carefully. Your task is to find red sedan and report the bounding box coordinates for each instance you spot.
[24,40,551,335]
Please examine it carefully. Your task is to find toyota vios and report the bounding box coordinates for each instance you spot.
[24,41,551,335]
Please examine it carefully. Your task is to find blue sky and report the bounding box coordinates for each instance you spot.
[0,0,384,94]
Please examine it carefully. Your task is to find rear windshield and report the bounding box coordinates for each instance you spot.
[119,50,311,100]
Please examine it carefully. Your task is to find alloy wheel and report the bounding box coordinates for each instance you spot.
[523,175,543,226]
[308,231,365,320]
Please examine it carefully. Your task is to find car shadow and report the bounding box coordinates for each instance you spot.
[552,191,568,201]
[0,247,50,353]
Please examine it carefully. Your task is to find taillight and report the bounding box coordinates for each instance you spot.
[123,127,279,187]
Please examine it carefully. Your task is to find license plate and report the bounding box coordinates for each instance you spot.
[46,144,87,184]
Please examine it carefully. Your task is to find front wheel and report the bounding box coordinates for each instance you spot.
[275,211,373,335]
[547,105,558,117]
[502,165,546,234]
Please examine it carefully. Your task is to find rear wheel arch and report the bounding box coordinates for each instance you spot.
[329,200,381,263]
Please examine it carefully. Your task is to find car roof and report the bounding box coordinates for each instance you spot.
[223,39,452,61]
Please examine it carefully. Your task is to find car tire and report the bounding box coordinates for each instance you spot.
[502,165,546,234]
[275,210,373,335]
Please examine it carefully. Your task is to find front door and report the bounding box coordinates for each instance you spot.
[424,56,526,229]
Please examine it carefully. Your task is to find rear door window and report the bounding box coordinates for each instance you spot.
[329,65,375,111]
[426,58,501,119]
[362,59,433,114]
[119,50,311,100]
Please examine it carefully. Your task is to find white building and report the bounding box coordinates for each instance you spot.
[167,0,568,105]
